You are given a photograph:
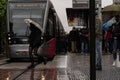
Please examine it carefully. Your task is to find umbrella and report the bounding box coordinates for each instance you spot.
[102,17,116,30]
[102,4,120,15]
[102,4,120,13]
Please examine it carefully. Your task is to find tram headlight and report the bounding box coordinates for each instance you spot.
[8,37,11,40]
[41,36,44,43]
[8,37,13,44]
[41,36,44,40]
[9,41,12,44]
[8,37,12,44]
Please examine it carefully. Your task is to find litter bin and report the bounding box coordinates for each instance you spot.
[115,52,120,67]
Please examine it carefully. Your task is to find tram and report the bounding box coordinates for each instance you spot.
[6,0,64,60]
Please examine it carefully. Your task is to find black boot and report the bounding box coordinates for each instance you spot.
[37,56,43,63]
[96,65,102,70]
[28,63,35,69]
[43,57,48,65]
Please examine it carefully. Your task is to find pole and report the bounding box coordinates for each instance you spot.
[0,38,2,55]
[89,0,96,80]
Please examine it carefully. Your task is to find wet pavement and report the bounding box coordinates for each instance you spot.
[0,53,120,80]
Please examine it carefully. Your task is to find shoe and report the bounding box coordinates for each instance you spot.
[27,64,35,69]
[112,61,115,66]
[37,57,43,63]
[96,67,102,70]
[43,57,47,65]
[96,66,102,70]
[34,53,39,56]
[81,52,84,55]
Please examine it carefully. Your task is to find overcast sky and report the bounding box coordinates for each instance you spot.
[50,0,72,33]
[50,0,113,33]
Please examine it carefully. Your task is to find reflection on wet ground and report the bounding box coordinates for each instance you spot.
[0,53,120,80]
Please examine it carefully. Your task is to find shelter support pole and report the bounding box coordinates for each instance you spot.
[89,0,96,80]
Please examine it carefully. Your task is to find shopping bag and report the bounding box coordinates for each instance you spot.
[37,38,56,59]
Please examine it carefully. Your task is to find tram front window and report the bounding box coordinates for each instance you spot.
[8,2,46,44]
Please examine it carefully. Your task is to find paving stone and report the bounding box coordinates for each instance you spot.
[0,53,120,80]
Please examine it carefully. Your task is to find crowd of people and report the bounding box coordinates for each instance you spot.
[56,26,89,55]
[68,27,89,54]
[56,14,120,70]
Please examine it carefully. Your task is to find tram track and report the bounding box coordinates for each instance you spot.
[12,62,40,80]
[0,59,11,66]
[0,58,47,80]
[12,67,30,80]
[0,62,11,66]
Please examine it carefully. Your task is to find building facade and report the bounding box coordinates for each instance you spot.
[73,0,101,8]
[113,0,120,4]
[66,0,102,28]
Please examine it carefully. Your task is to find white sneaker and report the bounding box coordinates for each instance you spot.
[112,61,115,66]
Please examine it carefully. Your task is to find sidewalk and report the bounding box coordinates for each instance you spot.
[0,53,120,80]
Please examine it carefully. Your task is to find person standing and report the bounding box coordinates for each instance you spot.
[68,27,79,53]
[95,14,102,70]
[112,15,120,66]
[24,19,43,68]
[104,26,113,54]
[79,28,89,55]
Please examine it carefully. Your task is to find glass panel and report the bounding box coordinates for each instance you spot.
[9,2,46,37]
